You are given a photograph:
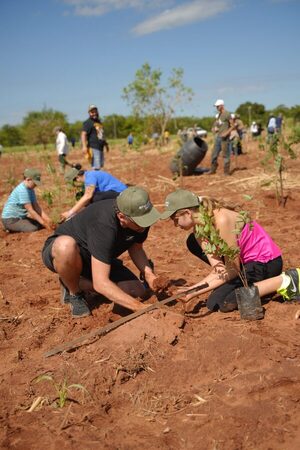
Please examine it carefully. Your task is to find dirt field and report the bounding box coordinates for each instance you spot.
[1,137,300,450]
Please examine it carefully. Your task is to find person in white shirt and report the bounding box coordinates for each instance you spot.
[54,127,71,173]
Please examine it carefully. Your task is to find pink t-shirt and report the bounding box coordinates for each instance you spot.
[237,221,281,264]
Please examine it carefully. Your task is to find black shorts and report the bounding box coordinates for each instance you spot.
[91,191,120,202]
[41,235,138,283]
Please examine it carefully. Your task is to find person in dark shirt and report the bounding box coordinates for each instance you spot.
[81,104,109,169]
[42,186,161,318]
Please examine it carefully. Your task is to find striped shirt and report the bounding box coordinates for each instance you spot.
[2,182,36,219]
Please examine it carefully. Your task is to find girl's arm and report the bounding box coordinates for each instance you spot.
[184,210,240,300]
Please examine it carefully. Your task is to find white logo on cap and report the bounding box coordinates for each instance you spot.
[138,200,151,212]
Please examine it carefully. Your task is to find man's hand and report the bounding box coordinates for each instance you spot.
[44,219,55,231]
[60,209,74,222]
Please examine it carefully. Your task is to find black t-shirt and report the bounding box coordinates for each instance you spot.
[54,199,149,264]
[82,117,105,150]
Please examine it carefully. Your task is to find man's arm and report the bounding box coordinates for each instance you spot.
[220,117,236,138]
[81,130,88,153]
[91,256,144,311]
[25,202,53,230]
[61,185,95,220]
[128,243,157,289]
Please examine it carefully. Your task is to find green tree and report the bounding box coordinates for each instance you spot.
[236,102,266,126]
[22,108,68,148]
[68,121,83,143]
[0,124,24,146]
[289,105,300,124]
[123,63,194,140]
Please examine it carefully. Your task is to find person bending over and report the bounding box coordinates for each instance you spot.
[61,168,127,221]
[160,189,298,312]
[42,186,162,318]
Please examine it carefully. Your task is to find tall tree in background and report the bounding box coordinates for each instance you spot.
[122,63,193,139]
[22,109,68,148]
[235,102,266,126]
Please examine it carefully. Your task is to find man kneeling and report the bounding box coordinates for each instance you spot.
[42,186,161,318]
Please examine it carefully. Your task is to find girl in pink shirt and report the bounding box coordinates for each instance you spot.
[161,190,299,312]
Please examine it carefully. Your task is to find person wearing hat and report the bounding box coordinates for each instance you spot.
[81,105,109,170]
[42,186,161,318]
[1,169,53,233]
[60,168,127,221]
[161,189,285,312]
[209,99,235,176]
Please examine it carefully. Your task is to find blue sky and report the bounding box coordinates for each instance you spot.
[0,0,299,126]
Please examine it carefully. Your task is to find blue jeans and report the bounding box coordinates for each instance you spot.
[211,136,230,166]
[91,148,104,169]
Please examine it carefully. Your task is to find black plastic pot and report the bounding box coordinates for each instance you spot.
[170,137,208,176]
[235,285,264,320]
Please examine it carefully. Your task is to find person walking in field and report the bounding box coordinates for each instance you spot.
[81,105,109,170]
[267,115,277,141]
[42,186,162,318]
[54,126,71,174]
[209,99,235,176]
[276,113,284,134]
[127,133,134,148]
[60,167,127,221]
[160,190,300,312]
[1,168,53,233]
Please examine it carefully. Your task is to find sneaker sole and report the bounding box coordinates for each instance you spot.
[71,310,91,318]
[69,302,91,318]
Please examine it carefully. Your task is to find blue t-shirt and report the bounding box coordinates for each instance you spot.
[84,171,127,193]
[276,117,283,129]
[2,182,36,219]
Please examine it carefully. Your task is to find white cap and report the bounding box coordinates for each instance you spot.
[214,99,224,107]
[231,113,235,119]
[88,104,98,112]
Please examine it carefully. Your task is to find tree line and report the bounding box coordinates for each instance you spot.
[1,104,300,149]
[1,62,300,148]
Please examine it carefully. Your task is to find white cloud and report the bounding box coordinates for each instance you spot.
[62,1,233,33]
[62,0,171,17]
[132,0,233,35]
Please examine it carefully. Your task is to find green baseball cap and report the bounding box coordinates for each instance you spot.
[24,168,41,185]
[64,168,79,182]
[161,189,200,219]
[116,186,160,228]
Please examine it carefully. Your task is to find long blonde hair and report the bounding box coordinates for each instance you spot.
[197,196,241,218]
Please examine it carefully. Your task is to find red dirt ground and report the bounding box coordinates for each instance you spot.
[1,137,300,450]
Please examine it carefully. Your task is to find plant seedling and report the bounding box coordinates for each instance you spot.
[34,373,88,408]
